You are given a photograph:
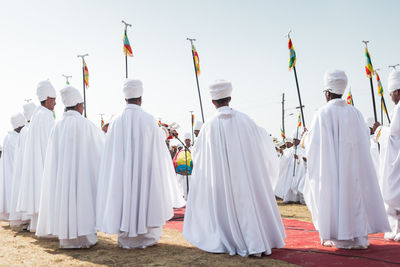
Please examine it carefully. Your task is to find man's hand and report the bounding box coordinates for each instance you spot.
[294,154,299,160]
[372,122,381,134]
[302,157,307,162]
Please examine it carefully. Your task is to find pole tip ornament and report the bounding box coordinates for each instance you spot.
[285,29,292,38]
[77,53,89,58]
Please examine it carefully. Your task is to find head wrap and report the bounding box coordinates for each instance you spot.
[123,79,143,99]
[388,70,400,93]
[323,70,348,95]
[37,80,56,102]
[366,117,375,129]
[209,79,233,100]
[184,132,192,141]
[60,86,83,108]
[11,113,27,129]
[194,121,203,131]
[291,129,300,139]
[23,102,37,121]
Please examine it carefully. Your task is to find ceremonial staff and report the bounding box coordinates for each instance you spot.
[190,111,194,146]
[293,113,302,176]
[281,93,285,139]
[362,41,378,122]
[62,74,72,85]
[286,30,306,127]
[375,68,391,124]
[187,38,205,123]
[122,20,133,78]
[77,54,89,117]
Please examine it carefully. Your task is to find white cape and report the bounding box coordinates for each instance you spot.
[96,104,184,236]
[0,131,19,220]
[303,99,390,241]
[9,125,31,223]
[36,111,105,240]
[17,106,55,220]
[182,106,285,257]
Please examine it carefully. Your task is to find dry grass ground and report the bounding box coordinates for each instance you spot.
[0,201,309,266]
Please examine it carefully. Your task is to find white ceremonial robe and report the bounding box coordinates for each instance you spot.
[370,136,380,176]
[9,125,31,227]
[274,146,303,203]
[376,103,400,241]
[292,147,307,204]
[96,104,184,249]
[182,106,285,257]
[303,99,390,248]
[36,110,105,248]
[0,131,19,220]
[17,106,55,231]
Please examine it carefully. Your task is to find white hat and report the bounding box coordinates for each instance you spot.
[194,121,203,131]
[285,137,293,143]
[209,79,233,100]
[388,70,400,93]
[184,132,192,141]
[324,70,348,95]
[366,117,375,129]
[177,143,183,149]
[23,102,37,121]
[123,79,143,99]
[36,80,56,102]
[11,113,27,129]
[60,86,83,108]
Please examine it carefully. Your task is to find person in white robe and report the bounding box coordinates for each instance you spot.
[183,80,285,257]
[303,70,390,249]
[16,80,56,231]
[175,133,192,200]
[9,103,36,229]
[0,114,26,221]
[275,131,304,203]
[372,70,400,241]
[36,86,104,248]
[96,79,184,249]
[193,121,203,139]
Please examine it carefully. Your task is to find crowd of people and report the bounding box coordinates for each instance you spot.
[0,70,399,257]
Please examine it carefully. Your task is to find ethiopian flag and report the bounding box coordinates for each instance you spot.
[288,38,296,70]
[281,128,286,139]
[83,59,89,88]
[365,47,374,78]
[123,29,133,57]
[376,72,383,96]
[297,113,302,127]
[191,114,195,127]
[192,44,200,76]
[346,90,354,106]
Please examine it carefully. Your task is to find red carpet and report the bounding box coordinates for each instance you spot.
[165,208,400,266]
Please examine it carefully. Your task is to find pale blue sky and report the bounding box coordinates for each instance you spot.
[1,0,399,142]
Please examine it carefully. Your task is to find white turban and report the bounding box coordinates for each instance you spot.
[11,113,27,129]
[36,80,56,102]
[388,70,400,93]
[209,79,233,100]
[23,102,37,121]
[291,129,300,139]
[194,121,203,131]
[366,117,375,129]
[60,86,83,107]
[184,132,192,141]
[123,79,143,99]
[324,70,348,95]
[285,137,293,143]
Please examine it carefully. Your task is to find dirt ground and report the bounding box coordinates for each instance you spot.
[0,201,309,266]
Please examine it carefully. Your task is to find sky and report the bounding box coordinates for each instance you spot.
[1,0,400,144]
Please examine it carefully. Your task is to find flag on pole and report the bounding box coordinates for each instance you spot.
[297,113,302,127]
[346,90,354,106]
[191,114,195,126]
[281,128,286,139]
[192,44,200,76]
[364,47,374,78]
[376,72,383,97]
[101,116,104,128]
[123,29,133,57]
[288,38,296,70]
[83,59,89,88]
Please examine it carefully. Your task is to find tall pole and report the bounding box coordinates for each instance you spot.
[293,124,299,176]
[281,93,285,138]
[293,66,306,127]
[62,74,72,85]
[382,97,391,124]
[190,110,194,146]
[187,38,205,123]
[363,41,378,123]
[122,20,132,79]
[77,53,88,118]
